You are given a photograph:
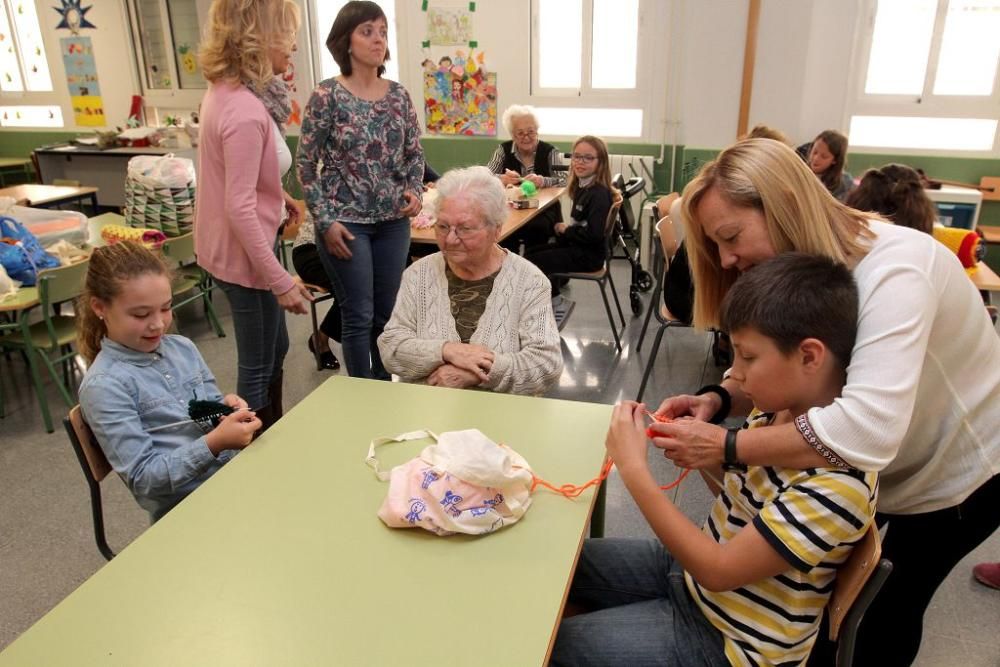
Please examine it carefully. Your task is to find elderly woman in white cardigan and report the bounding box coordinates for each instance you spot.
[378,166,562,395]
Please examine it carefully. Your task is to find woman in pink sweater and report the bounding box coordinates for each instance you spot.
[195,0,311,430]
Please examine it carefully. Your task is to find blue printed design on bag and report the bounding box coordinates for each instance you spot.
[405,498,427,524]
[440,490,463,516]
[467,493,505,517]
[420,468,440,489]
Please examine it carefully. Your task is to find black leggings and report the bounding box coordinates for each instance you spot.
[292,244,341,341]
[854,472,1000,666]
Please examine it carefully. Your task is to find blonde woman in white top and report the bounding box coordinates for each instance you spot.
[647,138,1000,667]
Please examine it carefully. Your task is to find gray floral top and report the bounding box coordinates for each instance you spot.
[297,78,424,234]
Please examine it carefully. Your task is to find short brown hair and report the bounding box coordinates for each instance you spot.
[77,242,171,363]
[846,163,936,235]
[721,252,859,372]
[326,1,390,77]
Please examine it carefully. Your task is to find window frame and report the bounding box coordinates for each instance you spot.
[528,0,653,140]
[0,0,62,127]
[845,0,1000,156]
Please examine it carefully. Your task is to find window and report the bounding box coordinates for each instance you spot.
[849,0,1000,152]
[0,0,53,92]
[125,0,207,109]
[0,105,63,127]
[308,0,399,82]
[530,0,647,138]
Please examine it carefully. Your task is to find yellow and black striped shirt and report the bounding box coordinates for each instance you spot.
[686,411,878,666]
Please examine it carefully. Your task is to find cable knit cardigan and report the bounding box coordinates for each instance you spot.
[378,251,562,395]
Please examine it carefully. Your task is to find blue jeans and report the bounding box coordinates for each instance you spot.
[316,218,410,379]
[549,538,727,666]
[215,279,289,410]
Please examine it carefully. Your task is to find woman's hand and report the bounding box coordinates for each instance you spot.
[277,276,312,315]
[427,363,481,389]
[222,394,249,410]
[654,392,721,422]
[553,222,569,235]
[605,401,650,474]
[648,419,727,469]
[323,221,355,259]
[283,192,302,229]
[500,170,521,187]
[205,410,262,454]
[524,173,544,188]
[441,342,494,382]
[400,191,422,217]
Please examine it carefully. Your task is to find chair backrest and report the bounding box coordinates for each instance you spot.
[37,258,89,307]
[66,405,112,483]
[162,232,196,265]
[828,523,888,640]
[656,217,680,265]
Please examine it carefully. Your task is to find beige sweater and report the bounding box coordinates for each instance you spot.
[378,251,562,395]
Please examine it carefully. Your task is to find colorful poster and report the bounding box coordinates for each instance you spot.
[60,36,105,126]
[423,49,496,136]
[427,8,473,46]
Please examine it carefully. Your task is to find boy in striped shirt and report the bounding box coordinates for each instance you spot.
[551,253,877,667]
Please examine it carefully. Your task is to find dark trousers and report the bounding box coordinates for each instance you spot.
[292,244,341,341]
[524,241,604,296]
[854,473,1000,666]
[500,205,561,252]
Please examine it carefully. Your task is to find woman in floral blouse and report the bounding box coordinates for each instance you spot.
[297,0,424,379]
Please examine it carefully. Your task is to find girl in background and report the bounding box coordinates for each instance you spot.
[847,163,936,235]
[806,129,854,201]
[78,242,260,523]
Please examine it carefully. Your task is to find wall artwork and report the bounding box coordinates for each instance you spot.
[53,0,96,35]
[60,36,105,126]
[426,8,472,46]
[423,49,496,136]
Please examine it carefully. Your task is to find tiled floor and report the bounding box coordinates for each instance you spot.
[0,262,997,664]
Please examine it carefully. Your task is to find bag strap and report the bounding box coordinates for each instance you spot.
[365,429,439,482]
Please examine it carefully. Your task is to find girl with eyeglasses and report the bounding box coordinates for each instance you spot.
[524,135,618,319]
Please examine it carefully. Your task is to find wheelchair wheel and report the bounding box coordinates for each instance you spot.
[636,270,653,292]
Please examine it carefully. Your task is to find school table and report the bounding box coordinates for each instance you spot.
[0,376,612,666]
[970,261,1000,299]
[410,186,565,244]
[0,157,32,186]
[978,226,1000,244]
[0,184,99,211]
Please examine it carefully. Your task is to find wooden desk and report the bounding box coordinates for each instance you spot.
[35,145,196,208]
[411,186,565,244]
[0,377,611,666]
[0,157,32,186]
[0,184,98,211]
[970,261,1000,294]
[979,225,1000,244]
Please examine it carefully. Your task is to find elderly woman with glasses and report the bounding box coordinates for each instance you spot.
[378,166,562,395]
[486,104,567,249]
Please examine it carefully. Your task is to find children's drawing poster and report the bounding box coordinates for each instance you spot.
[427,8,473,45]
[423,49,496,136]
[60,36,105,126]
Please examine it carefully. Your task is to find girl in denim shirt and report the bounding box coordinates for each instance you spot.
[77,242,261,522]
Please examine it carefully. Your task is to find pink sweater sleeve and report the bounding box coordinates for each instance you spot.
[219,108,295,296]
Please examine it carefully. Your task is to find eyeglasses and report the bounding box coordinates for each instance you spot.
[513,129,538,139]
[433,223,487,239]
[571,154,598,163]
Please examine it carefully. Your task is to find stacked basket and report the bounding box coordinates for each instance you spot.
[124,155,196,237]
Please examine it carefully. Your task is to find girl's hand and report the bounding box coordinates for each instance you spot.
[654,392,720,422]
[648,420,727,469]
[205,410,262,454]
[277,277,312,315]
[400,191,422,217]
[605,401,650,474]
[323,221,355,260]
[441,342,494,382]
[222,394,249,410]
[554,222,569,235]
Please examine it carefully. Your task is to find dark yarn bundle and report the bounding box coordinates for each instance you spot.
[187,399,236,429]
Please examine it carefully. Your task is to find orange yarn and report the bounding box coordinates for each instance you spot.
[528,412,692,499]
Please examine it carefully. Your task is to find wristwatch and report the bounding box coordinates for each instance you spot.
[723,427,741,470]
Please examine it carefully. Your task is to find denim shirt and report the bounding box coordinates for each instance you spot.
[79,336,235,521]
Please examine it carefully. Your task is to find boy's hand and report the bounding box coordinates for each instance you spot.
[649,420,726,469]
[654,392,720,421]
[222,394,248,410]
[205,410,261,455]
[605,401,650,474]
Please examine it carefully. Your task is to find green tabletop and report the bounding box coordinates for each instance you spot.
[0,377,612,666]
[0,157,30,169]
[0,286,39,313]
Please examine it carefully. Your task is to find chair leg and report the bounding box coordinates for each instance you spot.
[637,323,668,402]
[597,281,622,353]
[605,270,627,328]
[309,301,323,372]
[636,285,660,352]
[201,290,226,338]
[38,349,75,408]
[23,347,54,433]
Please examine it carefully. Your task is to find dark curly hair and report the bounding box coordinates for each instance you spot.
[846,163,935,235]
